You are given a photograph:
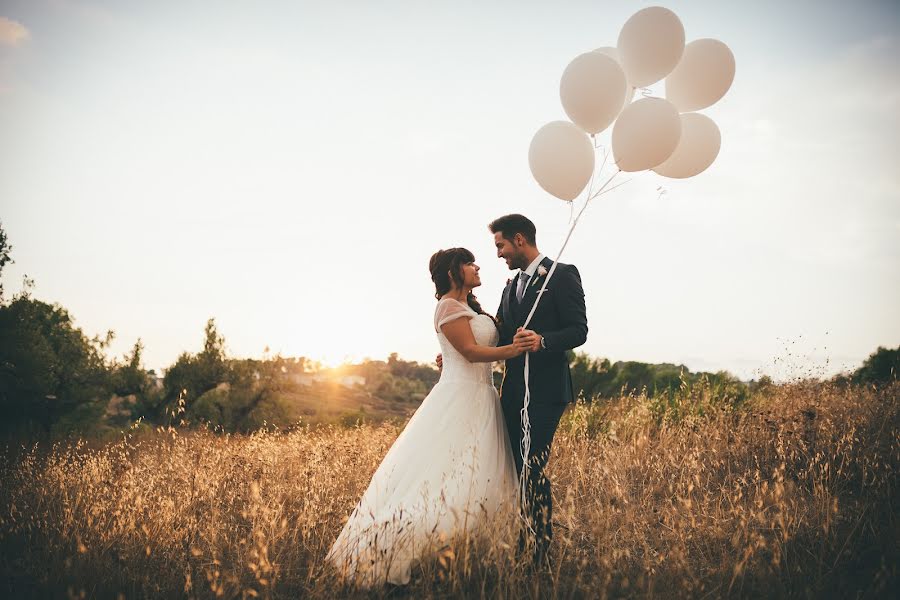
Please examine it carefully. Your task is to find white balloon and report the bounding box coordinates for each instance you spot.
[592,46,619,62]
[528,121,595,201]
[560,52,627,134]
[665,38,736,112]
[653,113,721,179]
[617,6,685,88]
[592,46,635,115]
[612,97,681,172]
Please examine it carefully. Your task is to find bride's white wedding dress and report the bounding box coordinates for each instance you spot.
[326,298,518,587]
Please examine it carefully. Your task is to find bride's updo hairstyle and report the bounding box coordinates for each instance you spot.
[429,248,496,324]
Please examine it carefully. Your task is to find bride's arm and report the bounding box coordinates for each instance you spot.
[440,318,526,363]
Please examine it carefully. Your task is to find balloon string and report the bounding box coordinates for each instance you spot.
[593,176,631,198]
[656,185,668,201]
[517,166,622,534]
[573,152,599,224]
[522,168,619,331]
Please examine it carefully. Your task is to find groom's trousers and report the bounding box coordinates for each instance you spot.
[501,394,567,565]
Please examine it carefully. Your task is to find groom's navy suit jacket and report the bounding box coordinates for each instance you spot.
[497,256,588,406]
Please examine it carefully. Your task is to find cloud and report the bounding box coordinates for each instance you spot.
[0,16,29,47]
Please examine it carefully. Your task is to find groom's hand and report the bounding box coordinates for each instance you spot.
[514,328,543,352]
[435,353,443,370]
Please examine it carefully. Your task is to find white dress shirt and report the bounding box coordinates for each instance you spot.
[517,253,547,348]
[516,253,546,301]
[521,253,546,279]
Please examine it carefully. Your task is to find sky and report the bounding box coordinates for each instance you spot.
[1,0,898,381]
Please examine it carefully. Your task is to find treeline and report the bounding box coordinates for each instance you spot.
[0,295,440,437]
[0,221,897,438]
[569,353,755,404]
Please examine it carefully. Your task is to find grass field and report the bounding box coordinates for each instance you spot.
[1,380,897,598]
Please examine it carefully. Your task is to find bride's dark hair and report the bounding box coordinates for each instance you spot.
[429,247,496,324]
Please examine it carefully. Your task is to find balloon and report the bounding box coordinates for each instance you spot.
[653,113,721,178]
[560,52,627,134]
[612,97,681,172]
[528,121,595,201]
[665,38,736,112]
[592,46,620,63]
[617,6,685,88]
[592,46,635,115]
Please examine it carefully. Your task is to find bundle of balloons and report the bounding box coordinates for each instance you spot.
[517,6,735,522]
[529,5,735,197]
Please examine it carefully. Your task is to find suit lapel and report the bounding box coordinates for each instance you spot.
[517,257,554,326]
[517,282,539,325]
[502,274,518,326]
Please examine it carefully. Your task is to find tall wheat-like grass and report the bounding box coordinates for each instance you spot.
[1,381,897,598]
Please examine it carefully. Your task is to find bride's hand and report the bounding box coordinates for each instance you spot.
[514,328,543,353]
[511,338,531,355]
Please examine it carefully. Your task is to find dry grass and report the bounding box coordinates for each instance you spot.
[1,381,897,599]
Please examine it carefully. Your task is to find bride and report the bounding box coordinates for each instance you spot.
[326,247,526,587]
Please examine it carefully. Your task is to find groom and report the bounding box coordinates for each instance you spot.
[490,213,588,568]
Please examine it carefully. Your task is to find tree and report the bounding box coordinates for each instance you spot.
[386,352,439,388]
[610,361,655,395]
[201,318,226,363]
[0,295,111,433]
[110,339,153,397]
[162,318,231,404]
[0,221,12,301]
[569,351,612,401]
[852,346,899,386]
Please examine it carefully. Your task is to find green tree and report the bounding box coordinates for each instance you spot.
[567,352,748,405]
[852,346,899,386]
[569,351,612,401]
[0,221,11,301]
[0,294,112,434]
[162,318,231,404]
[610,361,655,395]
[386,352,439,388]
[110,339,151,396]
[107,338,162,422]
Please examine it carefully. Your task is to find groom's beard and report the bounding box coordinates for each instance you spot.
[510,255,528,271]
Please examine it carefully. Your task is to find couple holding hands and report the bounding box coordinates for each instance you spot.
[327,213,588,587]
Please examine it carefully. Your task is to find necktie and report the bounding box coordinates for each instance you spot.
[516,273,530,302]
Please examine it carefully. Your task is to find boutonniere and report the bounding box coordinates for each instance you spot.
[531,265,548,287]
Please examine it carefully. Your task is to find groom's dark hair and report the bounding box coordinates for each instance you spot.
[489,214,537,246]
[488,214,537,246]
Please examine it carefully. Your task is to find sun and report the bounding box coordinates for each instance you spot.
[315,351,356,370]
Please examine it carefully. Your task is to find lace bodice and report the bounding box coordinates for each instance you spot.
[434,299,499,385]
